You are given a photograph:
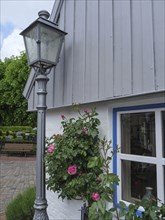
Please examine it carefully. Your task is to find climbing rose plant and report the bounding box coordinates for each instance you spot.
[45,108,105,203]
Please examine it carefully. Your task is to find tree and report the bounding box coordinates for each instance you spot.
[0,53,37,126]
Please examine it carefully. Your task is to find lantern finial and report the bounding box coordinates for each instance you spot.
[38,10,50,19]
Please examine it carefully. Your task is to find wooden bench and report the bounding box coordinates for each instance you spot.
[2,143,34,156]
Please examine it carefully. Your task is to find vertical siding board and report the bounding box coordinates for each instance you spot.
[99,0,113,99]
[153,0,165,91]
[141,0,155,92]
[72,0,86,103]
[63,0,74,105]
[132,0,143,94]
[120,0,132,95]
[53,3,65,107]
[85,0,99,101]
[113,0,132,96]
[113,0,122,96]
[54,59,64,107]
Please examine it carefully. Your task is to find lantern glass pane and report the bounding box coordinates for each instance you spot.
[40,25,64,64]
[24,27,38,64]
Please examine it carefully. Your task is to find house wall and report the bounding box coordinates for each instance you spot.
[25,0,165,111]
[46,91,165,219]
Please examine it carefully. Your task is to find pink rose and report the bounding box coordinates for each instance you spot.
[84,109,88,113]
[82,127,88,133]
[97,177,102,182]
[61,114,65,120]
[47,144,55,154]
[67,164,77,175]
[92,192,100,201]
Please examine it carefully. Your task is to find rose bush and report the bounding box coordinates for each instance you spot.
[45,108,104,202]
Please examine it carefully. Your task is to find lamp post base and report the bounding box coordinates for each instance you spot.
[33,200,49,220]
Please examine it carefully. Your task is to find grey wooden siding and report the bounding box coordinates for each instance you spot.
[25,0,165,111]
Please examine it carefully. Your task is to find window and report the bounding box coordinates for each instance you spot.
[113,104,165,205]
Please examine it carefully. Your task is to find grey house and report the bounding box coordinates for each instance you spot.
[24,0,165,218]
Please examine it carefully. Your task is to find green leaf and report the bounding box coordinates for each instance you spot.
[87,156,99,168]
[119,208,127,217]
[128,203,136,213]
[149,210,157,220]
[119,201,126,209]
[90,130,98,138]
[104,210,113,220]
[109,207,116,212]
[89,202,98,220]
[103,193,113,202]
[97,199,106,215]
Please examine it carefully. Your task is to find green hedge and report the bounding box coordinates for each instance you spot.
[0,126,34,133]
[5,187,36,220]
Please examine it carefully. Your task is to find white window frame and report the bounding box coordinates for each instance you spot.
[113,104,165,207]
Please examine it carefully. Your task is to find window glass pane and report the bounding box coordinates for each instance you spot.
[162,111,165,158]
[122,160,157,203]
[24,27,38,64]
[40,25,64,64]
[121,112,155,156]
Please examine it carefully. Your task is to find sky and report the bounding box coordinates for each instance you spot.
[0,0,54,60]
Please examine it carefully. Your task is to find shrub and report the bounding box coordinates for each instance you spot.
[45,108,103,202]
[5,186,35,220]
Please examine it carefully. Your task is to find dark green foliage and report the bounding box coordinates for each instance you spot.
[0,53,37,126]
[5,186,36,220]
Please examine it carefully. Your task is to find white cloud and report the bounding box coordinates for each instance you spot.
[0,29,25,60]
[1,0,54,29]
[0,0,54,60]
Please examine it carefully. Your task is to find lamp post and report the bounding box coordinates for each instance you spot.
[20,10,67,219]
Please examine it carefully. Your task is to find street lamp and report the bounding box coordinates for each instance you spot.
[20,10,67,220]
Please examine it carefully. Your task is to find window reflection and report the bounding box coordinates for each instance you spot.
[121,112,155,157]
[122,160,157,203]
